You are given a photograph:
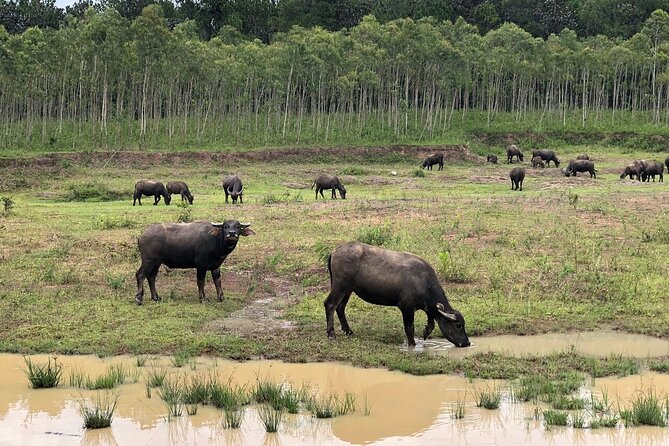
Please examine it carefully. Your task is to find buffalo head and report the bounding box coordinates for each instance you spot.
[339,185,347,199]
[164,193,172,205]
[435,303,470,347]
[211,221,255,248]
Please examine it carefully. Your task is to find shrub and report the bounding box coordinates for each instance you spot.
[1,196,13,215]
[66,181,126,202]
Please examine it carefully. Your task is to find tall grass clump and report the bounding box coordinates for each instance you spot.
[145,368,167,388]
[356,225,395,246]
[222,407,245,429]
[66,181,125,202]
[475,385,502,410]
[23,356,63,389]
[79,392,119,429]
[158,377,185,420]
[176,202,192,223]
[183,375,209,405]
[451,398,466,420]
[625,387,667,427]
[93,214,136,229]
[210,380,249,410]
[85,364,126,390]
[251,377,283,405]
[257,405,283,433]
[543,410,568,427]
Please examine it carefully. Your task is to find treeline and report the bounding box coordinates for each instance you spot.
[3,0,669,41]
[4,7,669,151]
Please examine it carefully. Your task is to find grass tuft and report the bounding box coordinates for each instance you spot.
[79,392,119,429]
[23,356,63,389]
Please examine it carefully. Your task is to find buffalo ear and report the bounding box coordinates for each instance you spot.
[436,303,457,321]
[240,224,255,236]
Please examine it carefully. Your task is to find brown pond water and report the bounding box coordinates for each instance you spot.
[418,330,669,358]
[1,354,669,446]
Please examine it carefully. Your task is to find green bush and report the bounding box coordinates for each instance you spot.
[356,225,396,246]
[66,181,127,202]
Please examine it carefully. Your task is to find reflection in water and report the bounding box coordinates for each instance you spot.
[0,354,668,445]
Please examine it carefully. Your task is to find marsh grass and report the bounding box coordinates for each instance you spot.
[146,368,167,388]
[590,414,619,428]
[85,364,126,390]
[171,351,191,368]
[79,392,119,429]
[186,404,198,416]
[550,395,585,410]
[210,380,249,410]
[222,407,245,429]
[252,377,283,405]
[626,387,668,427]
[280,388,301,414]
[257,405,283,433]
[451,397,466,420]
[543,410,568,426]
[183,375,209,405]
[158,377,185,420]
[475,385,502,409]
[572,411,586,428]
[306,392,356,418]
[23,356,63,389]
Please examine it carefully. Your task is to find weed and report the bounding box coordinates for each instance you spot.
[262,191,302,204]
[257,405,283,432]
[280,388,301,414]
[590,414,619,428]
[313,241,331,266]
[251,378,283,406]
[69,369,87,388]
[339,166,368,176]
[475,385,502,409]
[550,395,585,410]
[222,407,244,429]
[572,411,586,428]
[23,356,63,389]
[649,361,669,373]
[362,391,372,416]
[105,274,125,290]
[356,225,395,246]
[66,181,125,202]
[412,168,425,178]
[210,381,249,410]
[79,392,119,429]
[186,404,198,416]
[158,377,185,420]
[1,196,13,215]
[543,410,568,426]
[85,364,126,390]
[183,375,209,405]
[145,368,167,388]
[451,397,466,419]
[176,202,192,223]
[135,356,148,367]
[93,214,136,229]
[437,251,472,283]
[627,387,667,426]
[171,351,191,368]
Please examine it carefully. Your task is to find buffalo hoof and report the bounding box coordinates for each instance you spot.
[342,329,353,336]
[151,295,161,302]
[135,298,142,306]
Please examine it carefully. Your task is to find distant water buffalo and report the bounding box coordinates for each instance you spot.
[312,174,346,199]
[665,156,669,173]
[167,181,194,204]
[564,159,596,178]
[509,167,525,191]
[506,145,524,163]
[421,153,444,170]
[133,180,171,206]
[620,164,642,181]
[134,220,254,305]
[577,154,590,160]
[531,149,560,167]
[487,154,498,164]
[324,241,470,348]
[641,162,664,182]
[223,175,244,204]
[531,156,545,168]
[634,160,649,172]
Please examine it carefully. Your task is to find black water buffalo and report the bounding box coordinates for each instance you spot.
[620,164,642,181]
[166,181,194,204]
[134,220,254,305]
[564,159,597,178]
[665,156,669,173]
[531,156,545,168]
[421,153,444,170]
[324,241,470,348]
[506,145,524,163]
[531,149,560,167]
[312,174,346,199]
[133,180,171,206]
[634,159,649,171]
[577,154,590,160]
[223,175,244,204]
[509,167,525,190]
[487,154,498,164]
[641,162,664,182]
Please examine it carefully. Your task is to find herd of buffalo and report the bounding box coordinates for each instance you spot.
[127,144,668,349]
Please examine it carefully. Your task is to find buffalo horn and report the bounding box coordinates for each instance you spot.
[436,303,457,321]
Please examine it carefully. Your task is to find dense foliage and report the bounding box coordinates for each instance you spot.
[4,6,669,150]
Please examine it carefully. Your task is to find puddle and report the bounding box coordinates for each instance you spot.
[0,354,668,445]
[415,330,669,358]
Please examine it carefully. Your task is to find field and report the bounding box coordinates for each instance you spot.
[1,141,668,379]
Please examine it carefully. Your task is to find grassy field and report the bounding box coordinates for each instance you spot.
[1,142,668,379]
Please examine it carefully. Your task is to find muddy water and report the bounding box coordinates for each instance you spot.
[0,354,668,445]
[419,330,669,358]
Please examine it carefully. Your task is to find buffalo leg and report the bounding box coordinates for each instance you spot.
[133,195,137,206]
[319,188,325,199]
[225,191,229,203]
[423,314,435,340]
[324,287,351,340]
[146,264,161,302]
[135,264,147,305]
[239,195,243,204]
[519,179,523,191]
[400,308,416,347]
[335,293,353,335]
[196,268,207,302]
[153,194,160,205]
[331,188,336,199]
[212,268,224,301]
[315,189,319,200]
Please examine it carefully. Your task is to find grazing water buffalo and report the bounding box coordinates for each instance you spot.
[509,167,525,191]
[421,153,444,170]
[564,159,597,178]
[531,156,545,168]
[134,220,254,305]
[620,164,642,181]
[634,160,649,172]
[506,145,524,163]
[133,181,171,206]
[487,154,498,164]
[324,241,470,348]
[577,154,590,160]
[531,149,560,167]
[665,156,669,173]
[166,181,194,204]
[312,174,346,199]
[223,175,244,204]
[641,162,664,182]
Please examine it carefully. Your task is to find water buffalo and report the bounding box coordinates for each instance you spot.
[531,149,560,167]
[563,159,596,178]
[223,175,244,204]
[641,162,664,182]
[620,164,642,181]
[634,160,649,171]
[531,156,545,168]
[577,154,590,160]
[134,220,254,305]
[312,174,346,199]
[665,156,669,173]
[506,145,524,163]
[510,167,525,191]
[133,180,171,206]
[487,154,498,164]
[421,153,444,170]
[324,241,470,348]
[166,181,194,204]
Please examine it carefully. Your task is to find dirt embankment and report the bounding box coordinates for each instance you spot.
[0,145,483,170]
[472,130,669,150]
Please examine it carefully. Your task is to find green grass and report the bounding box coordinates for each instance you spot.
[543,410,568,427]
[78,392,119,429]
[257,405,283,433]
[475,385,502,410]
[23,357,63,389]
[3,144,669,380]
[625,387,668,427]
